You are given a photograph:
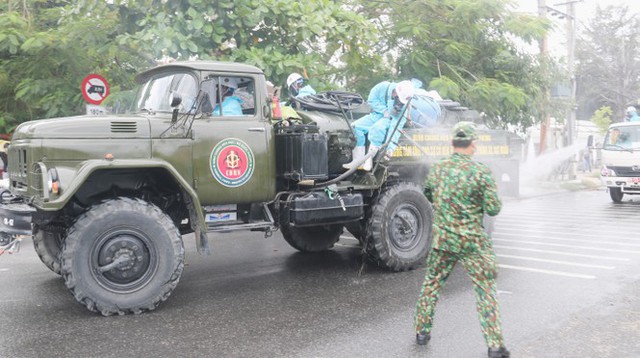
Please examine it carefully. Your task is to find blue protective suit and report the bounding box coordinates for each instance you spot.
[352,81,410,152]
[628,111,640,122]
[410,91,441,127]
[296,85,316,98]
[213,96,244,116]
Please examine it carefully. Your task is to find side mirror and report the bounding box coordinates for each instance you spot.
[169,92,183,108]
[169,92,182,123]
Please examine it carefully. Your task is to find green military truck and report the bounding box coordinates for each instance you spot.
[0,61,435,315]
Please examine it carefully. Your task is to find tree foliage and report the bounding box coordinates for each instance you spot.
[70,0,383,93]
[0,0,556,133]
[0,1,148,132]
[366,0,553,130]
[590,106,613,135]
[575,5,640,122]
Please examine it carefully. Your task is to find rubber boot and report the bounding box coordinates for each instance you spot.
[362,145,379,171]
[488,347,510,358]
[416,332,430,345]
[342,146,365,170]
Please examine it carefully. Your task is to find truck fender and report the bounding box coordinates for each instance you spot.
[38,159,210,254]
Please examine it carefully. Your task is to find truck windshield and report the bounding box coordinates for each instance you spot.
[134,72,198,114]
[603,126,640,150]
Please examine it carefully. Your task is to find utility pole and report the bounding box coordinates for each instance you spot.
[538,0,550,155]
[567,1,577,178]
[562,1,578,147]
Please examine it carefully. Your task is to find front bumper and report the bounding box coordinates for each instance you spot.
[0,200,35,236]
[601,176,640,195]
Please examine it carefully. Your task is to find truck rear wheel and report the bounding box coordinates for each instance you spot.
[609,187,624,203]
[60,197,184,315]
[32,225,63,275]
[280,220,343,252]
[366,182,432,271]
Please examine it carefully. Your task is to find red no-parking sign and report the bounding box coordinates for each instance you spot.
[81,74,110,105]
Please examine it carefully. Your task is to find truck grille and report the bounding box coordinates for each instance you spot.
[610,166,640,177]
[11,148,28,190]
[110,121,137,133]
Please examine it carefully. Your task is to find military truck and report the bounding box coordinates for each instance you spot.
[0,61,435,315]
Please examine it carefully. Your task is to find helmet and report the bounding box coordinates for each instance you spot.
[287,73,303,88]
[395,80,415,104]
[627,106,637,114]
[220,77,238,89]
[451,121,478,141]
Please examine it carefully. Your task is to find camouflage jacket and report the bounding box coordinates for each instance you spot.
[424,152,501,253]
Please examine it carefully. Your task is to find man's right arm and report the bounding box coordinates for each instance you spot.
[423,167,436,203]
[482,169,502,217]
[367,82,389,115]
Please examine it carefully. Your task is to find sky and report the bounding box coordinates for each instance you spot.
[516,0,640,20]
[514,0,640,57]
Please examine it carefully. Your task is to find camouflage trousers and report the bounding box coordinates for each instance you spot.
[414,248,505,347]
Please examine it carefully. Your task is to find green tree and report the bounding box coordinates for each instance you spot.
[575,5,640,122]
[590,106,613,135]
[71,0,383,94]
[0,1,149,132]
[357,0,553,130]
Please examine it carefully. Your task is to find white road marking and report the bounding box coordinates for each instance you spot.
[492,238,640,254]
[492,232,640,247]
[493,226,640,242]
[494,245,630,261]
[496,254,615,270]
[0,268,8,272]
[498,264,596,279]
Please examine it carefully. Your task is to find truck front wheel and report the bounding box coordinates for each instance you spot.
[280,220,343,253]
[32,225,63,275]
[366,182,432,271]
[60,197,184,315]
[609,187,624,203]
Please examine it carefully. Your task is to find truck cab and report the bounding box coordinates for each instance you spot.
[600,122,640,202]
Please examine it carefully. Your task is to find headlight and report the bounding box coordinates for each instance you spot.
[601,166,616,177]
[47,168,60,194]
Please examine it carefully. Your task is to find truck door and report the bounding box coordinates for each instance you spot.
[191,74,276,205]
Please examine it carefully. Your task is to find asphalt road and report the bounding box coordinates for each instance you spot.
[1,189,639,358]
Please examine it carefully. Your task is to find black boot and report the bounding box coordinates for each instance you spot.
[416,332,430,345]
[488,347,510,358]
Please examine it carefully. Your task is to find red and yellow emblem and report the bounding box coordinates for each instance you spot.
[210,138,255,188]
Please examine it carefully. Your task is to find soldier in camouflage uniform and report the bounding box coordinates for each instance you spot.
[414,122,510,358]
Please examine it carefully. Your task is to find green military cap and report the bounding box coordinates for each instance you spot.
[451,121,478,141]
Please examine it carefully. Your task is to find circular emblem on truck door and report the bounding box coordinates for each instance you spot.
[210,138,255,188]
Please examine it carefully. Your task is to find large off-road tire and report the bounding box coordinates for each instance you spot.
[366,182,433,271]
[60,197,184,316]
[609,187,624,203]
[32,225,63,275]
[280,218,343,253]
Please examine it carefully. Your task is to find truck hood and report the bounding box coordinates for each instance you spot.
[12,115,151,140]
[601,149,640,167]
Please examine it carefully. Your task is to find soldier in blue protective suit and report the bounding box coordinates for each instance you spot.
[342,80,415,171]
[625,106,640,122]
[287,73,316,99]
[213,77,243,116]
